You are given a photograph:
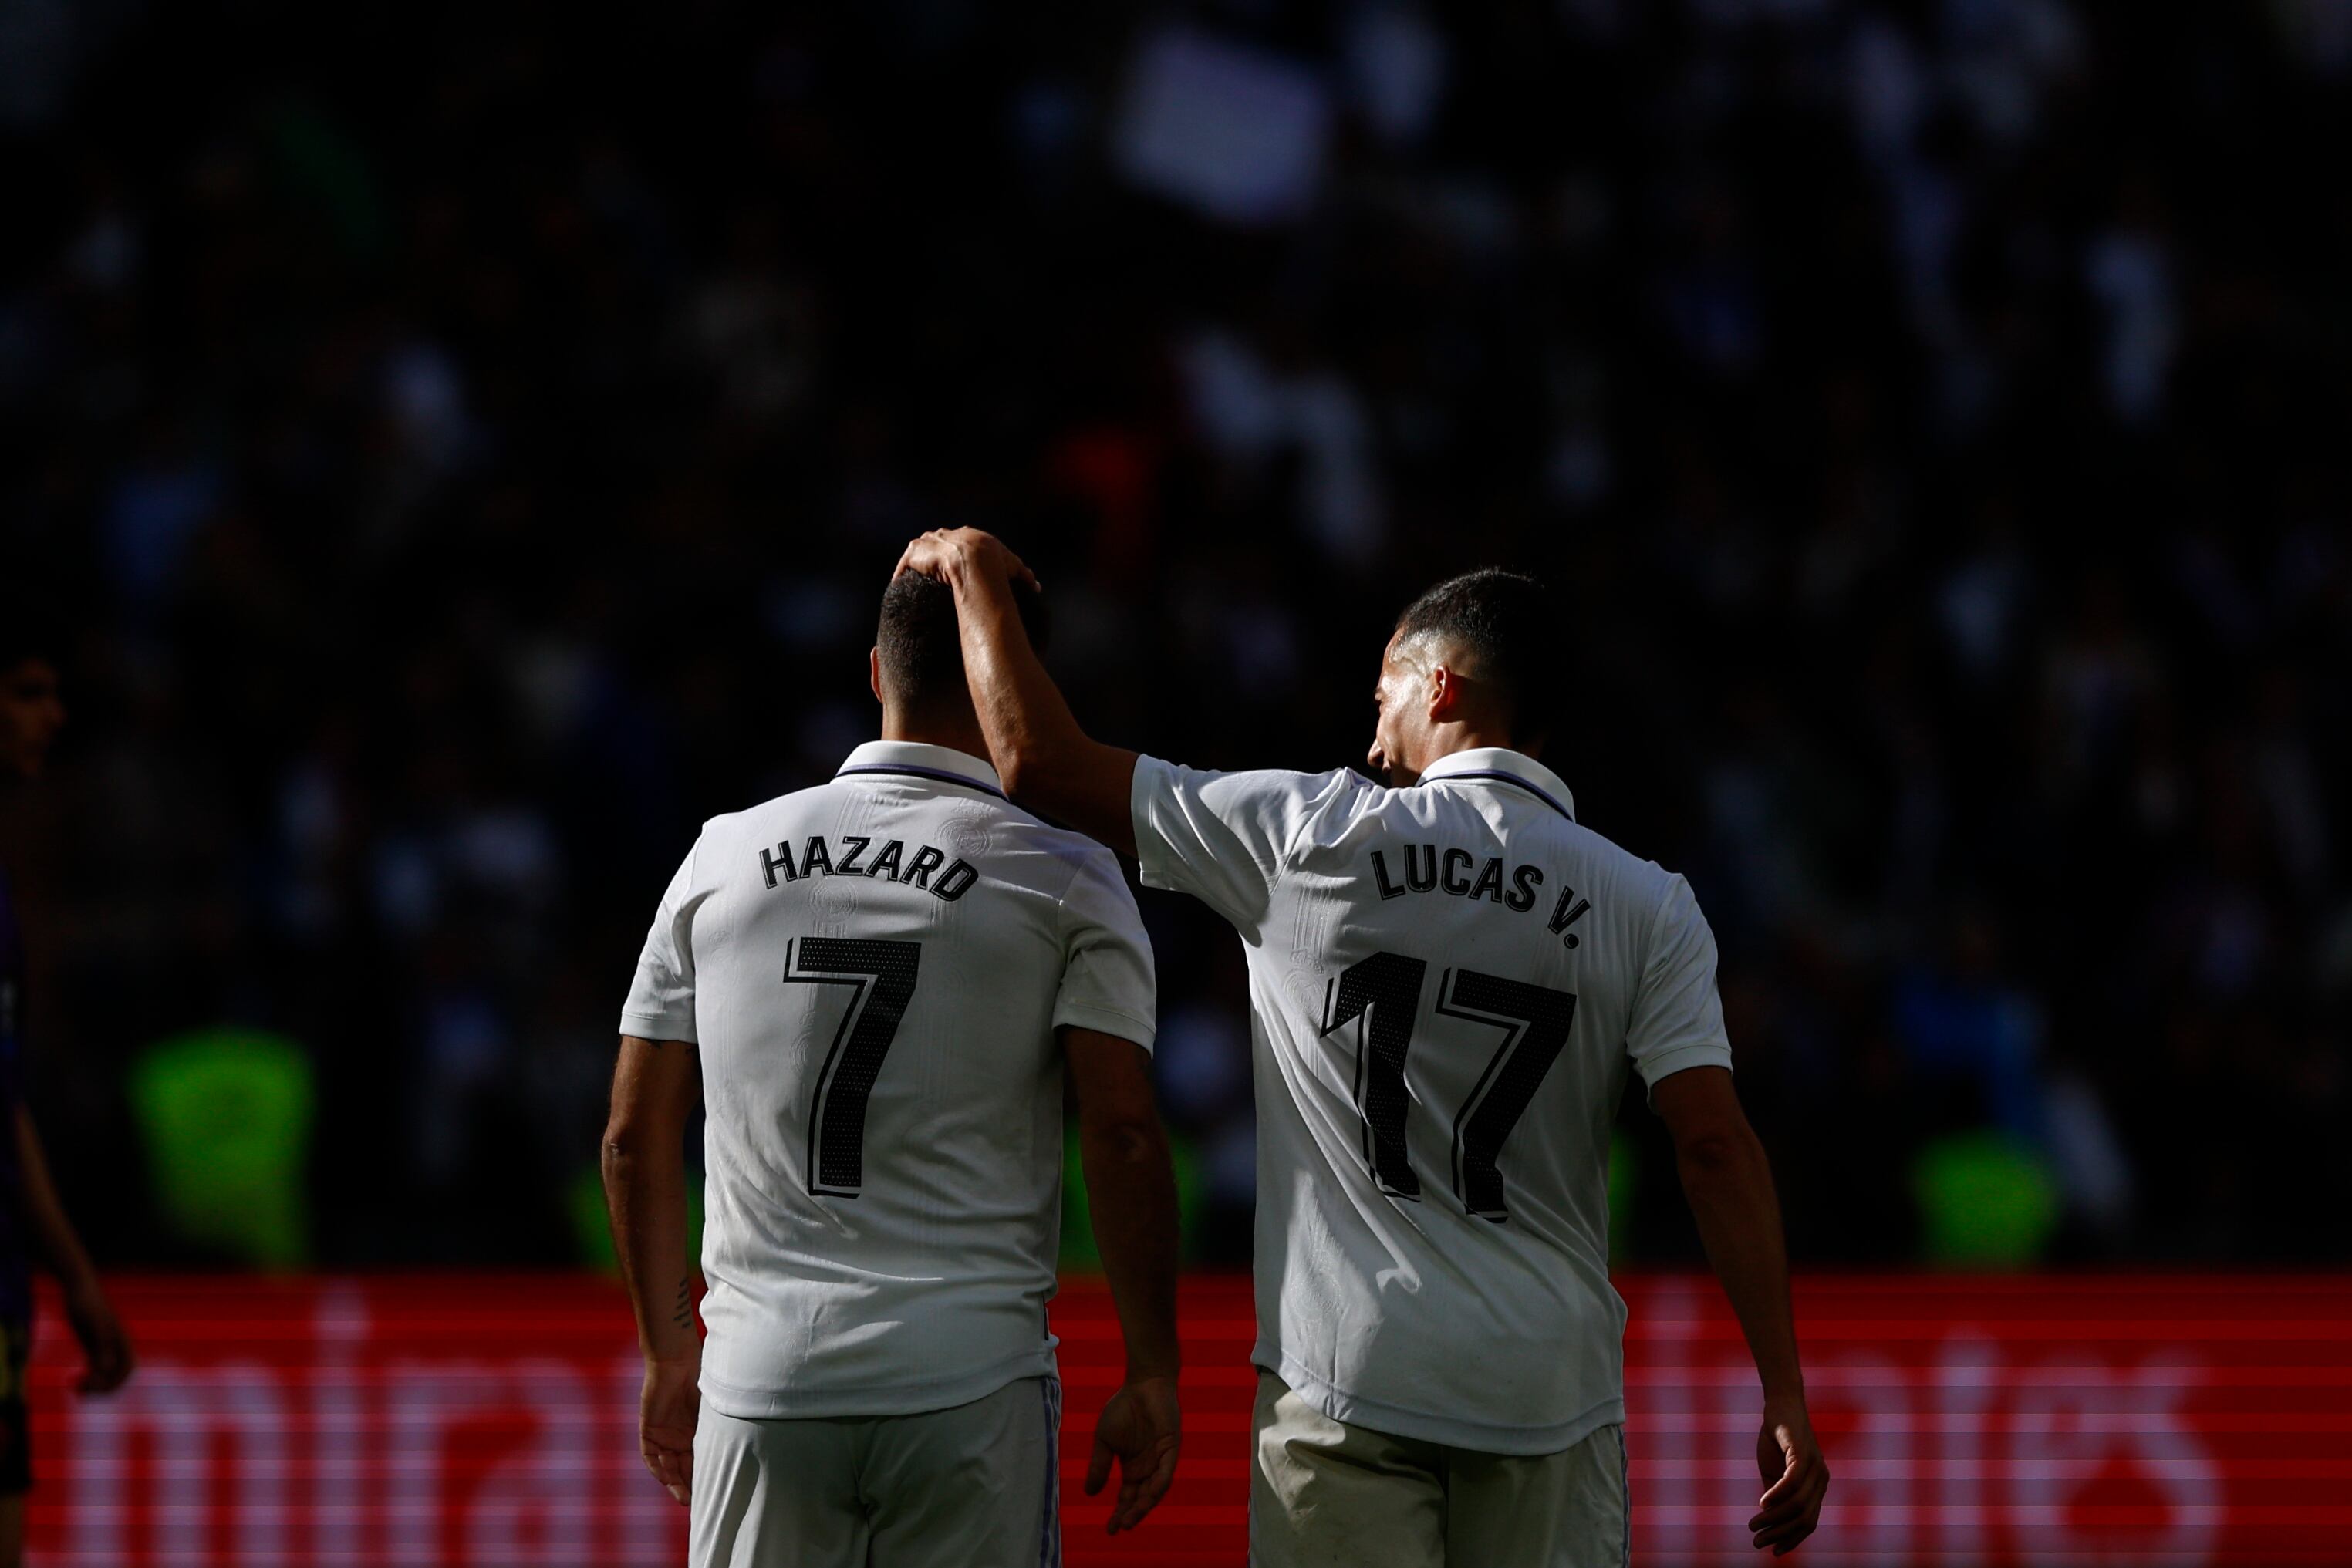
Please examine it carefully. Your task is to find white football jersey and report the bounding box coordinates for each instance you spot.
[622,740,1157,1420]
[1132,747,1732,1455]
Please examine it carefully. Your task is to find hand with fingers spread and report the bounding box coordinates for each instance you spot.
[893,528,1041,595]
[639,1354,700,1506]
[1085,1375,1180,1536]
[1749,1393,1829,1556]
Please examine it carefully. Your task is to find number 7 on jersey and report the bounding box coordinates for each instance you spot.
[785,936,923,1198]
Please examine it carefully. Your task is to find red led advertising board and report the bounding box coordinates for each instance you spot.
[22,1273,2350,1565]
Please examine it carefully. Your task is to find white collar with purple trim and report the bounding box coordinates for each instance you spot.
[835,740,1007,798]
[1416,747,1577,822]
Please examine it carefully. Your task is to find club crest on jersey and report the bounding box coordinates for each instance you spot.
[1367,847,1592,948]
[759,837,977,902]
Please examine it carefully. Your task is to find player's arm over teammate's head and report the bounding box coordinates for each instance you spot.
[1372,567,1555,785]
[892,528,1148,852]
[872,568,1048,739]
[876,566,1052,711]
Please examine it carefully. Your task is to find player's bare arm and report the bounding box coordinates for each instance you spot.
[896,528,1140,855]
[1652,1065,1828,1556]
[1065,1026,1183,1535]
[601,1033,703,1506]
[12,1107,131,1394]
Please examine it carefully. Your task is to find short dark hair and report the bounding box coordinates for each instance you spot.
[876,571,1048,712]
[1392,568,1554,741]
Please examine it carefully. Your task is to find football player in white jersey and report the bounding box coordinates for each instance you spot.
[897,529,1828,1566]
[601,571,1184,1567]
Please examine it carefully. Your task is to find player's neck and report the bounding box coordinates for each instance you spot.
[879,706,993,766]
[1419,723,1528,771]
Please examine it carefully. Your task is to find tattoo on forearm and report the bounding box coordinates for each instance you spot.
[671,1276,693,1329]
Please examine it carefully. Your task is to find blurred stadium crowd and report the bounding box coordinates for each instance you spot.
[1,0,2347,1271]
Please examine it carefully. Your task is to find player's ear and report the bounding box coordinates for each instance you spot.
[869,647,884,706]
[1426,662,1459,724]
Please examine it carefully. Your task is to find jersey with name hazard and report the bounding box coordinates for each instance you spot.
[1132,747,1732,1456]
[622,740,1156,1420]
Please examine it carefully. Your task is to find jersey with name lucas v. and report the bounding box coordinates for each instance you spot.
[623,740,1157,1420]
[1132,746,1732,1456]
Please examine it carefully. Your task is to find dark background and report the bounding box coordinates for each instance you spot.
[1,0,2347,1272]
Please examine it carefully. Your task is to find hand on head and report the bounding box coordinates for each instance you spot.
[893,529,1041,594]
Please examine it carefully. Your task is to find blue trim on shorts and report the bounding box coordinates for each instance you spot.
[1618,1425,1631,1568]
[1039,1377,1063,1567]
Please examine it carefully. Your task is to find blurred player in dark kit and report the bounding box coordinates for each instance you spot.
[0,605,135,1566]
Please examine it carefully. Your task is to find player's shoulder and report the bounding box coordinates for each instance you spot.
[703,771,867,829]
[678,781,837,867]
[1146,754,1363,792]
[1540,814,1691,911]
[691,794,782,844]
[1554,814,1658,870]
[995,810,1129,887]
[1144,756,1376,822]
[1290,764,1378,804]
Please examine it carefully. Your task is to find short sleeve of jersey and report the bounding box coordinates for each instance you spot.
[619,844,701,1044]
[1130,757,1362,931]
[1625,873,1734,1092]
[1052,849,1158,1051]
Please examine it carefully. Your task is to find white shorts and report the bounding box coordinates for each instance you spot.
[692,1375,1062,1568]
[1250,1369,1628,1568]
